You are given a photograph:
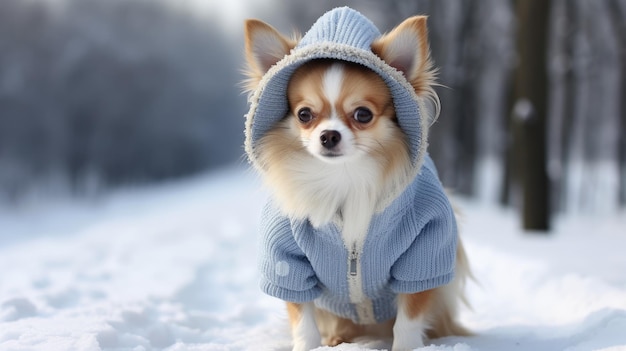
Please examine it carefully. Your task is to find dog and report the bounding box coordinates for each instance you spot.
[243,7,470,351]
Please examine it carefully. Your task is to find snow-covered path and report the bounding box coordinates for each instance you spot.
[1,168,625,351]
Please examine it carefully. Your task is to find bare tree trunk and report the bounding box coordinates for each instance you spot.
[547,0,571,212]
[512,0,551,231]
[425,0,475,194]
[500,85,515,207]
[608,0,626,206]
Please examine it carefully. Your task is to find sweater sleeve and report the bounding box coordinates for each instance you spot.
[389,165,458,294]
[258,201,321,302]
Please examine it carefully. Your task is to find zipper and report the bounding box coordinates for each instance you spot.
[349,248,358,276]
[346,243,375,324]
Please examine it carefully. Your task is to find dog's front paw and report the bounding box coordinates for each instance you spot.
[391,312,426,351]
[292,325,321,351]
[391,338,424,351]
[292,338,321,351]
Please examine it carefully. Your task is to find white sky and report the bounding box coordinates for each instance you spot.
[168,0,272,35]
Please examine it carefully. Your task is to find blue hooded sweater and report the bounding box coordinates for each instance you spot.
[245,7,458,325]
[258,156,457,324]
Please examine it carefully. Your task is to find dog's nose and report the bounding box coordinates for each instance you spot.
[320,130,341,149]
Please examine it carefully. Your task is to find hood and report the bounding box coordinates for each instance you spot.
[244,7,430,172]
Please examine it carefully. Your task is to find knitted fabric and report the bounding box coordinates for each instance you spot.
[259,156,457,324]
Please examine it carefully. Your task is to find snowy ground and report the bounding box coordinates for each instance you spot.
[1,167,625,351]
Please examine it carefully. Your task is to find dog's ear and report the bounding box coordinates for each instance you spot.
[244,19,296,90]
[371,16,435,95]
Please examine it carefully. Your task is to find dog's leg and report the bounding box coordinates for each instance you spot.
[391,290,433,351]
[287,302,321,351]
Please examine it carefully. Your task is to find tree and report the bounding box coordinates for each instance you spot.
[512,0,552,231]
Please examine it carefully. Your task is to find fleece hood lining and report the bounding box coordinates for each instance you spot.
[245,41,430,168]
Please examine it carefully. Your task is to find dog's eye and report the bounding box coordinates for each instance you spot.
[297,108,314,123]
[353,107,373,124]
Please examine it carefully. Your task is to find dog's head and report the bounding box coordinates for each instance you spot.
[243,8,437,176]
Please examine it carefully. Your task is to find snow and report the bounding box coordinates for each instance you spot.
[1,167,626,351]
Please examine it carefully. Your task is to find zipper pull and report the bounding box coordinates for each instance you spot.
[349,249,358,276]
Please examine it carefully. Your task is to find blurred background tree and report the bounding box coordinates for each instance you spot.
[0,0,245,200]
[0,0,624,225]
[511,0,551,231]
